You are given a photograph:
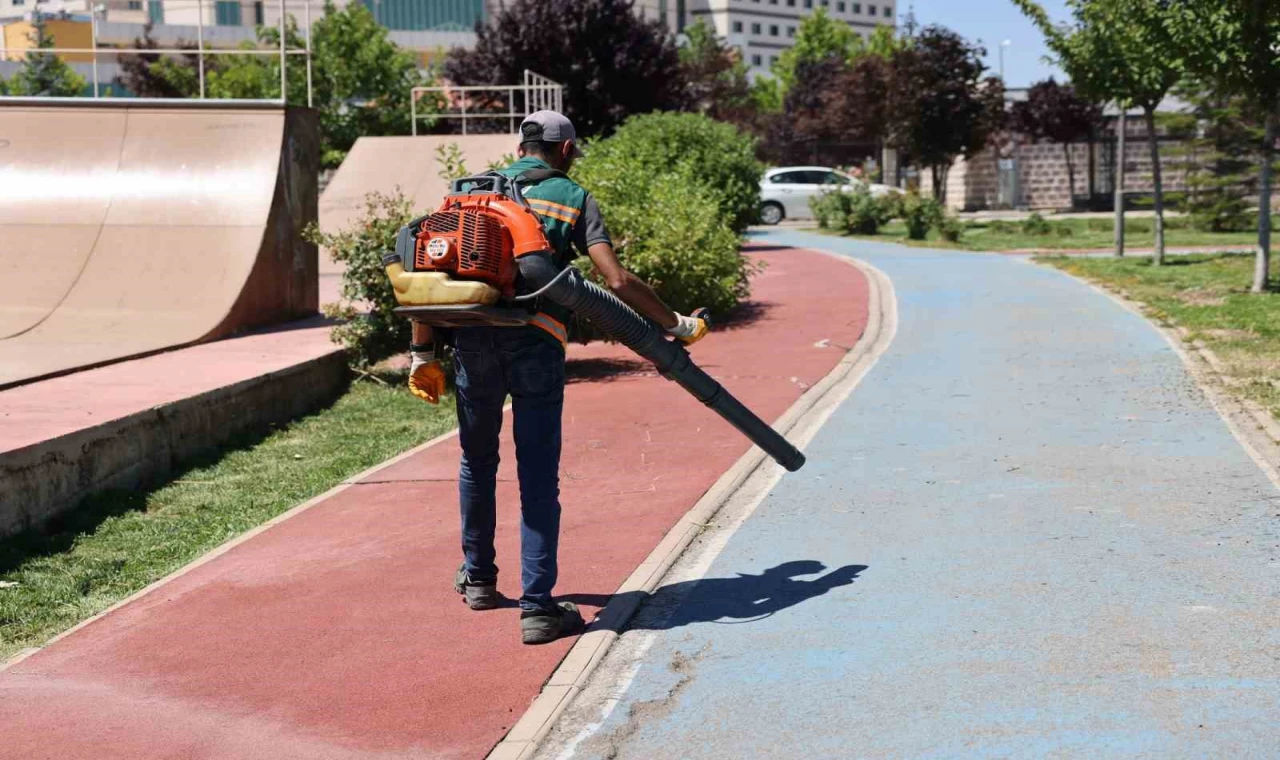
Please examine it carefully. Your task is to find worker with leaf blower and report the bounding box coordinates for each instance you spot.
[407,111,709,645]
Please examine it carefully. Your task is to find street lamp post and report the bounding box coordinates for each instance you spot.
[999,39,1011,81]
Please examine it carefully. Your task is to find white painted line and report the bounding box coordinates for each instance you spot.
[487,254,898,760]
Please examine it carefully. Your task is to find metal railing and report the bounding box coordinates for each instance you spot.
[410,69,564,136]
[0,0,314,106]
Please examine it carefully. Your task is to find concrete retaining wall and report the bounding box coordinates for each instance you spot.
[0,347,348,538]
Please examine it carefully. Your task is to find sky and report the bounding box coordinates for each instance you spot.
[901,0,1070,88]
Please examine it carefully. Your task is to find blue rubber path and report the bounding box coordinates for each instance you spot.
[545,231,1280,759]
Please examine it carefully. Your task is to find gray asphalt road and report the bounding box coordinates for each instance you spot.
[534,231,1280,759]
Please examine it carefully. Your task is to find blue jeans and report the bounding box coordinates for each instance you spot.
[452,327,565,612]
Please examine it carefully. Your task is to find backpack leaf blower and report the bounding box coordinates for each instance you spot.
[383,173,806,472]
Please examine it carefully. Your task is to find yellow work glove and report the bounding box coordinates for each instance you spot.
[408,351,446,404]
[667,309,710,345]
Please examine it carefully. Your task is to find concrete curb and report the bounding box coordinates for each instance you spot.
[0,407,477,673]
[1035,263,1280,492]
[0,346,350,538]
[485,254,898,760]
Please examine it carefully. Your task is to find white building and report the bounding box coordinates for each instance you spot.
[690,0,896,77]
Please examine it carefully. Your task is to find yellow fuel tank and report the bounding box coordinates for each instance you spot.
[384,263,500,306]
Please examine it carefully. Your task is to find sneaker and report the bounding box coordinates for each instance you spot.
[520,602,585,645]
[454,563,501,610]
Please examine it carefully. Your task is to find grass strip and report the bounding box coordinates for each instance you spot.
[0,379,455,661]
[813,216,1263,252]
[1038,252,1280,415]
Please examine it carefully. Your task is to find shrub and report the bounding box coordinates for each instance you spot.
[1052,223,1074,238]
[575,147,754,319]
[936,213,965,243]
[987,219,1017,235]
[900,192,943,240]
[810,189,849,229]
[843,185,894,235]
[582,112,763,232]
[1021,212,1052,236]
[304,190,416,369]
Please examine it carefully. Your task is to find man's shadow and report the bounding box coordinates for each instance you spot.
[564,560,867,632]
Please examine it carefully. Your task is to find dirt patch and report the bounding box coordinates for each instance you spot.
[592,643,713,760]
[1176,289,1228,307]
[1201,328,1257,341]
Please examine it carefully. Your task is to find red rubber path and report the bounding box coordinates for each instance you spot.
[0,246,868,760]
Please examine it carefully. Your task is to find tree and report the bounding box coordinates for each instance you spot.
[1167,0,1280,292]
[771,53,889,165]
[444,0,684,138]
[7,14,86,97]
[1172,81,1258,234]
[200,4,425,168]
[1015,0,1183,263]
[116,23,200,98]
[770,7,865,92]
[1009,78,1103,208]
[678,19,754,128]
[885,25,1005,202]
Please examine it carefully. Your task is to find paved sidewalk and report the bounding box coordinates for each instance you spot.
[536,231,1280,759]
[0,247,868,760]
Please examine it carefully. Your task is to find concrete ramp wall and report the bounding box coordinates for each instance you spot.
[0,103,319,388]
[319,134,516,243]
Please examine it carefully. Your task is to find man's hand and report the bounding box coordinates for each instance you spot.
[408,351,446,404]
[667,310,710,345]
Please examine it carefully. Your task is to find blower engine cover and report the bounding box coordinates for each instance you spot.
[384,174,555,328]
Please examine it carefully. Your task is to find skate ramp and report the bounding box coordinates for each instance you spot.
[319,134,516,240]
[0,102,319,388]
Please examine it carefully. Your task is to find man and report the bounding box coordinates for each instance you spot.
[407,111,709,645]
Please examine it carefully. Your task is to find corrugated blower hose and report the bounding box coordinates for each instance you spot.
[383,172,806,472]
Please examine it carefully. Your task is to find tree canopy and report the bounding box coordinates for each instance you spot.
[6,15,86,97]
[443,0,684,138]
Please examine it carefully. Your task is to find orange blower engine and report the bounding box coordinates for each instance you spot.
[384,173,806,472]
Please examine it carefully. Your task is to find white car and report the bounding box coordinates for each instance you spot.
[758,166,903,225]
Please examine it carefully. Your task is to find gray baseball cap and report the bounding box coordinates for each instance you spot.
[519,110,584,157]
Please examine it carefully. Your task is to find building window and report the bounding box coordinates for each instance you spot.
[820,0,829,5]
[769,55,777,66]
[787,0,795,5]
[751,54,762,66]
[733,20,743,32]
[769,0,778,4]
[126,0,141,9]
[254,0,263,24]
[215,0,242,25]
[787,25,796,36]
[751,22,761,33]
[853,2,861,10]
[804,0,812,6]
[769,24,778,35]
[147,0,163,20]
[868,4,876,14]
[837,1,845,10]
[884,4,892,15]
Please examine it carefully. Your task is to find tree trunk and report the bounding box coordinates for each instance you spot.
[1145,106,1166,266]
[1254,110,1277,294]
[931,164,945,203]
[1114,110,1126,258]
[1063,142,1076,211]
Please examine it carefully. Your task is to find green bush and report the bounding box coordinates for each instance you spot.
[901,192,943,240]
[844,186,895,235]
[936,213,965,243]
[304,190,415,368]
[1021,212,1052,236]
[811,190,849,229]
[583,112,763,233]
[575,144,754,320]
[987,219,1017,235]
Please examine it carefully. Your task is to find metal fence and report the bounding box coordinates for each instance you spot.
[410,70,563,136]
[0,0,314,105]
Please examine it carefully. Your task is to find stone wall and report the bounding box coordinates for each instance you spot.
[921,117,1195,211]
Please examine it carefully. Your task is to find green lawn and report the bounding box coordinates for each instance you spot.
[814,216,1263,252]
[0,378,456,661]
[1038,252,1280,416]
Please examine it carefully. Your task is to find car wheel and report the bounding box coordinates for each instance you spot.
[759,202,784,225]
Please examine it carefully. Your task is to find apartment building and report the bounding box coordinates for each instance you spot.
[689,0,895,76]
